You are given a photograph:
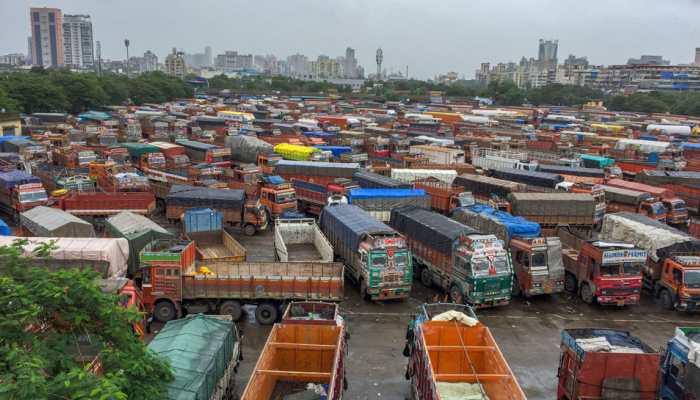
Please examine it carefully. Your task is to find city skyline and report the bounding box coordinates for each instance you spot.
[1,0,699,79]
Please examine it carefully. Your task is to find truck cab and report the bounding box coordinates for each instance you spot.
[642,199,668,222]
[14,182,49,212]
[357,234,412,300]
[663,198,689,226]
[453,234,513,307]
[257,153,282,175]
[98,278,145,337]
[660,327,700,400]
[511,237,565,297]
[656,255,700,311]
[562,238,645,306]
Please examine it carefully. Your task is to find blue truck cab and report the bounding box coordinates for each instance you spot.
[660,327,700,400]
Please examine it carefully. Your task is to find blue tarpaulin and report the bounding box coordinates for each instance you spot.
[263,175,286,185]
[466,204,541,239]
[683,142,700,150]
[0,217,9,236]
[348,188,427,201]
[314,146,352,158]
[303,130,337,139]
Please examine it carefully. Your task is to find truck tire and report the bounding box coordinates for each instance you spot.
[421,268,432,288]
[255,302,279,325]
[243,224,256,236]
[564,272,577,293]
[659,289,674,310]
[449,284,464,304]
[360,279,371,301]
[154,301,177,323]
[580,283,594,304]
[219,300,243,321]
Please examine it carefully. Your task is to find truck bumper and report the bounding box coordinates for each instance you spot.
[677,298,700,311]
[597,294,640,306]
[470,296,510,309]
[369,286,411,300]
[526,282,564,296]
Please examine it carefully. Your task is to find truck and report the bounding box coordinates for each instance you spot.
[165,185,268,236]
[599,212,700,311]
[274,218,334,262]
[408,144,465,164]
[599,184,667,223]
[274,160,359,186]
[413,179,473,215]
[292,178,357,216]
[404,303,526,400]
[508,192,596,229]
[660,327,700,400]
[346,188,432,222]
[53,191,156,216]
[557,329,660,400]
[390,205,513,308]
[186,229,247,263]
[0,170,48,218]
[491,167,564,189]
[470,147,538,171]
[175,139,231,166]
[559,227,645,306]
[149,141,190,169]
[98,277,145,337]
[320,204,412,301]
[140,239,345,325]
[555,182,607,225]
[606,178,688,225]
[226,165,298,218]
[390,168,457,185]
[147,314,241,400]
[273,143,329,161]
[452,205,565,297]
[352,170,412,189]
[89,163,151,193]
[240,302,347,400]
[452,173,525,212]
[538,164,605,183]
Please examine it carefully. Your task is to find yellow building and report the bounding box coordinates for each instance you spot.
[0,113,21,137]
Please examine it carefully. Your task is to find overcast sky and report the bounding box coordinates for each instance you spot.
[2,0,698,79]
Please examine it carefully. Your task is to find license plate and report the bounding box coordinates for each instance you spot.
[617,299,625,306]
[544,287,553,294]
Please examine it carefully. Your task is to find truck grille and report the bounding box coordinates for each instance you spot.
[381,272,403,284]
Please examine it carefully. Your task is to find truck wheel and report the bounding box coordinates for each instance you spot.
[255,302,279,325]
[421,268,432,288]
[449,284,463,304]
[580,283,594,304]
[219,300,243,321]
[659,289,674,310]
[154,301,177,323]
[243,224,256,236]
[360,279,371,301]
[564,272,577,293]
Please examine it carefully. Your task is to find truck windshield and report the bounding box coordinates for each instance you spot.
[599,264,622,277]
[371,254,387,268]
[276,192,296,203]
[650,203,665,214]
[393,252,408,268]
[671,201,686,211]
[19,191,48,203]
[531,252,547,268]
[623,263,641,276]
[685,271,700,289]
[472,258,491,276]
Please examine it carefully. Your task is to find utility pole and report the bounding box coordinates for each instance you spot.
[124,38,130,76]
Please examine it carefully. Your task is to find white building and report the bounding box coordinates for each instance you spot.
[164,48,186,78]
[62,14,94,69]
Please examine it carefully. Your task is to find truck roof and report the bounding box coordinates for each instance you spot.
[562,328,655,355]
[672,255,700,266]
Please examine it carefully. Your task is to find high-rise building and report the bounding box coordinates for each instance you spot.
[343,47,359,78]
[30,7,64,67]
[287,54,309,77]
[143,50,158,72]
[215,51,253,71]
[164,48,186,78]
[695,48,700,66]
[627,55,669,66]
[62,14,94,69]
[205,46,212,67]
[538,39,558,70]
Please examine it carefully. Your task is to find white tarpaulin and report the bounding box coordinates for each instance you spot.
[599,214,692,262]
[614,138,671,154]
[0,236,129,278]
[391,169,457,184]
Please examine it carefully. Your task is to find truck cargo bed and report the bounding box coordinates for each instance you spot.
[285,243,325,262]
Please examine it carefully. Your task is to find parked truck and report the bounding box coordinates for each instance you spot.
[273,142,328,161]
[413,179,473,215]
[147,314,241,400]
[599,184,667,223]
[559,227,645,306]
[226,165,298,218]
[320,204,412,301]
[452,173,525,212]
[599,212,700,311]
[53,191,156,216]
[508,192,596,229]
[227,134,273,164]
[452,205,565,297]
[352,170,412,189]
[660,327,700,400]
[492,167,564,189]
[346,188,431,221]
[293,178,357,216]
[557,329,660,400]
[408,144,465,164]
[470,147,538,171]
[275,160,359,186]
[404,303,526,400]
[140,239,345,324]
[176,139,231,166]
[606,178,689,225]
[274,218,334,262]
[390,168,457,185]
[0,170,48,218]
[390,205,513,308]
[165,185,268,236]
[240,302,347,400]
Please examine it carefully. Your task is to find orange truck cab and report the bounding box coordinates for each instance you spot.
[652,255,700,311]
[561,232,645,306]
[227,166,297,218]
[99,277,145,338]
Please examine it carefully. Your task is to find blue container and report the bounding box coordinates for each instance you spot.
[183,208,223,233]
[647,152,659,163]
[0,217,9,236]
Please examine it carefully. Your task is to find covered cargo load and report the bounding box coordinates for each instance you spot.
[275,160,359,178]
[166,185,245,209]
[537,164,605,178]
[352,170,413,189]
[453,173,526,199]
[508,192,595,226]
[391,205,477,255]
[0,170,41,191]
[391,169,457,184]
[578,154,615,169]
[273,143,322,161]
[492,167,564,188]
[227,135,272,164]
[600,212,700,262]
[599,185,652,205]
[147,314,240,400]
[0,236,129,278]
[636,170,700,187]
[452,204,541,243]
[347,188,431,221]
[20,206,95,238]
[105,211,173,276]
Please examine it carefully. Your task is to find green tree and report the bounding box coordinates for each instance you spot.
[0,72,69,113]
[0,240,173,400]
[0,86,18,112]
[49,71,108,113]
[527,84,603,106]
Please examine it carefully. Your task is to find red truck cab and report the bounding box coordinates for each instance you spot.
[561,234,645,306]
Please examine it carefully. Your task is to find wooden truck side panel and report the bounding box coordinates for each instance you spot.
[407,236,454,291]
[62,192,156,215]
[186,230,246,263]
